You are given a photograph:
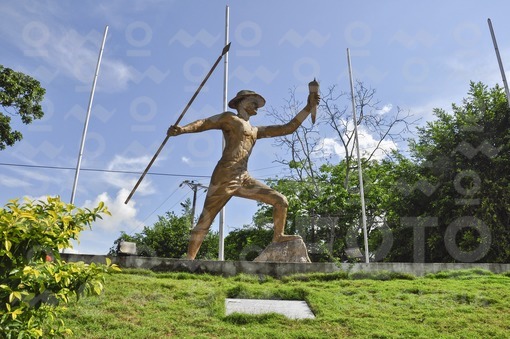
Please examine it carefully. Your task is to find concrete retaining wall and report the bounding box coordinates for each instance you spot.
[61,254,510,278]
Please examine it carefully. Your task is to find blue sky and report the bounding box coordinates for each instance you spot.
[1,0,510,255]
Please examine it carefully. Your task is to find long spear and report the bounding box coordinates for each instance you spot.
[124,42,231,204]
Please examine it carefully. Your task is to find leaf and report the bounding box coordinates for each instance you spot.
[93,282,103,295]
[4,239,11,252]
[11,308,23,320]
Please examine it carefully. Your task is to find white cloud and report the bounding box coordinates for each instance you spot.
[316,125,398,161]
[0,174,32,188]
[320,137,345,158]
[357,131,398,160]
[103,155,158,196]
[2,167,66,199]
[83,188,141,233]
[1,4,136,92]
[50,29,136,92]
[16,191,141,255]
[377,104,393,115]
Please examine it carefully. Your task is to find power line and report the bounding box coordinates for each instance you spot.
[0,162,288,181]
[0,162,210,178]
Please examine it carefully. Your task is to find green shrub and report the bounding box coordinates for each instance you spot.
[0,197,119,338]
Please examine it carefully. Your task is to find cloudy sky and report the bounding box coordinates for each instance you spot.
[1,0,509,254]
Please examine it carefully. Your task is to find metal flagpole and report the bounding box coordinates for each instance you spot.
[347,48,369,263]
[219,5,230,261]
[488,18,510,105]
[71,25,108,204]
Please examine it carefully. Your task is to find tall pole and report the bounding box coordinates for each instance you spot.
[71,25,108,204]
[488,18,510,105]
[218,5,230,261]
[347,48,369,263]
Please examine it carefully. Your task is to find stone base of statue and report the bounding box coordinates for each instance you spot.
[254,238,311,263]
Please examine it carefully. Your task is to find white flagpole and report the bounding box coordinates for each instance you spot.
[218,5,229,260]
[488,18,510,105]
[70,25,108,204]
[347,48,369,263]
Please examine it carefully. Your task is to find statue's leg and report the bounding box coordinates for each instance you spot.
[234,178,301,243]
[188,190,231,260]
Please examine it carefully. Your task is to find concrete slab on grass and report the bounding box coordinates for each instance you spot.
[225,298,315,319]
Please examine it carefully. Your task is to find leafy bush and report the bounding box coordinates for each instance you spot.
[0,197,119,338]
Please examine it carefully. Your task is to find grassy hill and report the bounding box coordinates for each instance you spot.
[62,269,510,338]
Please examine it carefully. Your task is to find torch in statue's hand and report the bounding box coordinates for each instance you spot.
[308,78,320,124]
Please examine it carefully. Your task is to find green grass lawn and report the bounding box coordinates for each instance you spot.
[62,269,510,338]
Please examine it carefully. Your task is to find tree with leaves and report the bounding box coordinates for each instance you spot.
[258,83,416,261]
[385,82,510,263]
[110,199,219,259]
[250,158,399,262]
[0,65,45,150]
[0,197,118,337]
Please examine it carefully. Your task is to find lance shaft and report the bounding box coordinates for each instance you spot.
[124,43,231,204]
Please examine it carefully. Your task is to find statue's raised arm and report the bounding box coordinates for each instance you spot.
[257,92,319,139]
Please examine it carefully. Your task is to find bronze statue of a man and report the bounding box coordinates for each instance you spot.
[168,90,319,259]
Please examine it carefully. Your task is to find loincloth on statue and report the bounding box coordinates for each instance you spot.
[207,170,260,196]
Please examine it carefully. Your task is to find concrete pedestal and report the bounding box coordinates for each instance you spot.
[254,239,311,263]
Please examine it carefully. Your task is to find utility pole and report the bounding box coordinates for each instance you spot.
[180,180,208,228]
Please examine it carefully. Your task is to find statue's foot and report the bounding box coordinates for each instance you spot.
[272,234,302,243]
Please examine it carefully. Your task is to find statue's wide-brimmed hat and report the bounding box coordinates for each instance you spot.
[228,90,266,109]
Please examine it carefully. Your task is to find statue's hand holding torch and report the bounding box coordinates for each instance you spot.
[308,78,319,124]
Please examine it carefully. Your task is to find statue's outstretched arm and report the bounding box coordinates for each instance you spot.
[168,112,233,136]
